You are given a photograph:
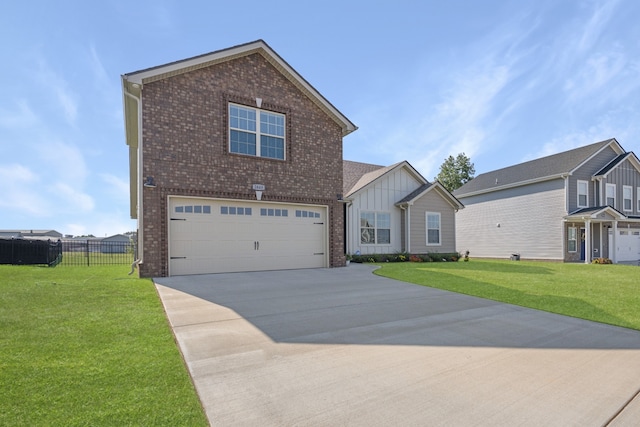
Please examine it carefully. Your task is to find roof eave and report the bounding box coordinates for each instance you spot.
[122,40,357,137]
[456,173,566,199]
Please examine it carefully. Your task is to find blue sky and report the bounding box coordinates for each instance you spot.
[2,0,640,237]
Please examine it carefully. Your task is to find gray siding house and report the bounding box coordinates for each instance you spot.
[343,160,463,256]
[454,138,640,263]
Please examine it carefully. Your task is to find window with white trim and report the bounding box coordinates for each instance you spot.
[606,183,616,208]
[577,180,588,208]
[426,212,441,246]
[623,185,632,212]
[360,212,391,244]
[229,103,285,160]
[568,227,577,252]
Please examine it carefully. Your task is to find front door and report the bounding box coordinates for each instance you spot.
[580,228,586,261]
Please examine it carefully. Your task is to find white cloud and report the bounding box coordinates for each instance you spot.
[33,56,79,124]
[0,99,38,129]
[49,182,95,213]
[100,173,130,203]
[0,164,50,216]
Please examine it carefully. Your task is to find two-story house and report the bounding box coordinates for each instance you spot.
[122,40,356,277]
[454,138,640,263]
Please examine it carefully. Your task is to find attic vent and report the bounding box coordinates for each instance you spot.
[495,179,499,185]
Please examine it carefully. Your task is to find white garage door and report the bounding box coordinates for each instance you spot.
[611,229,640,262]
[168,197,327,276]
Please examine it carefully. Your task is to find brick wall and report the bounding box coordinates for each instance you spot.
[138,53,345,277]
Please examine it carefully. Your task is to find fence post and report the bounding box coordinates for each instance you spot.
[86,240,90,266]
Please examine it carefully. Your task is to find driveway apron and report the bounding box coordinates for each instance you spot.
[154,264,640,426]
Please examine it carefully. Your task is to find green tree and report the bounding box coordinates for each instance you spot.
[435,153,475,192]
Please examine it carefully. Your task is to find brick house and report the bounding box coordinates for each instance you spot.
[122,40,356,277]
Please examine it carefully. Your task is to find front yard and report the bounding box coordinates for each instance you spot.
[0,265,207,426]
[374,259,640,330]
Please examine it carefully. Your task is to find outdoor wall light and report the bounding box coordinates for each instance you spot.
[143,176,157,188]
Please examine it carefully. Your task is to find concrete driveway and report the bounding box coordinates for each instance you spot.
[154,264,640,426]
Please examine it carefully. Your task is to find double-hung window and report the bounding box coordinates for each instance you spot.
[426,212,441,246]
[568,227,577,252]
[606,183,616,208]
[229,103,285,160]
[623,186,633,212]
[577,180,588,208]
[360,212,390,244]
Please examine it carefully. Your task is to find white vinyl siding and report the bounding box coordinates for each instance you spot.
[638,187,640,212]
[606,183,616,208]
[623,186,632,212]
[577,180,588,208]
[426,212,441,246]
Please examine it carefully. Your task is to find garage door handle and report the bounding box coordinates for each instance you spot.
[171,256,187,259]
[314,253,324,255]
[314,222,324,225]
[171,218,187,221]
[254,241,260,250]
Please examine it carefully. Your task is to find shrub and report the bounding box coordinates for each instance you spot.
[592,257,613,264]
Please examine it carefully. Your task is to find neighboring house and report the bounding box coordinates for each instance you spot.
[343,160,463,256]
[100,234,131,254]
[454,138,640,263]
[122,40,356,277]
[0,230,62,240]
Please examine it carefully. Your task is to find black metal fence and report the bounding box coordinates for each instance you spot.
[60,240,136,266]
[0,239,62,266]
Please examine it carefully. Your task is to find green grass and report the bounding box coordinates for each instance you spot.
[374,259,640,330]
[0,265,208,427]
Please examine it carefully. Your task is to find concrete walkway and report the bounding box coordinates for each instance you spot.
[154,264,640,426]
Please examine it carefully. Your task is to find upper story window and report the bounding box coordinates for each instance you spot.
[229,103,285,160]
[606,183,616,208]
[360,212,391,245]
[426,212,441,246]
[623,186,633,212]
[577,180,588,208]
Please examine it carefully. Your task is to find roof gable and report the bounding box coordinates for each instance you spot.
[396,182,464,210]
[594,151,640,177]
[343,160,427,197]
[122,40,356,137]
[455,138,623,198]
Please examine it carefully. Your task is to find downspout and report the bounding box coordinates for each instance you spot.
[124,87,144,268]
[338,198,352,255]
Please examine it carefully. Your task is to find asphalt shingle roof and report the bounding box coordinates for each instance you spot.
[454,139,617,197]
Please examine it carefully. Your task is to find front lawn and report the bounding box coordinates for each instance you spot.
[0,265,208,426]
[374,259,640,330]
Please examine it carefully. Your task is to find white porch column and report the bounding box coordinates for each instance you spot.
[585,220,592,264]
[612,221,618,263]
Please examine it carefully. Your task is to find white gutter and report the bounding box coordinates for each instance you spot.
[123,87,144,266]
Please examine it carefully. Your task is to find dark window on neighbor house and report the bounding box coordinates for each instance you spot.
[229,104,285,160]
[568,227,577,252]
[623,186,632,212]
[577,180,588,208]
[606,184,616,208]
